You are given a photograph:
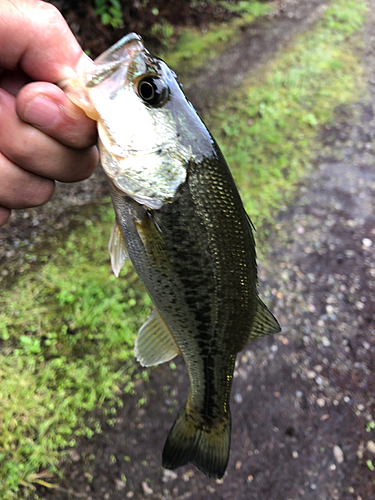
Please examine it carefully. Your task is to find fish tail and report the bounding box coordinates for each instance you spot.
[162,404,231,479]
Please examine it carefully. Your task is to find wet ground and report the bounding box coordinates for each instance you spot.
[8,0,375,498]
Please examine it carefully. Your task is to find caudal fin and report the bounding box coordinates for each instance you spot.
[162,405,231,479]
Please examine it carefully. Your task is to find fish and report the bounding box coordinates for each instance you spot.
[61,33,281,479]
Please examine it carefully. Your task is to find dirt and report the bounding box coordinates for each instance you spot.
[8,0,374,498]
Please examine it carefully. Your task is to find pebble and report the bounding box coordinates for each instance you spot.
[115,479,126,491]
[322,337,331,347]
[366,441,375,454]
[362,238,372,247]
[162,469,178,482]
[69,450,80,462]
[333,445,344,464]
[141,482,153,495]
[234,393,243,404]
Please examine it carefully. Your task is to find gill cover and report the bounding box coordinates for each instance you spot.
[61,33,201,209]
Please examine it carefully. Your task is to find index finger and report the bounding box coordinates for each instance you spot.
[0,0,86,83]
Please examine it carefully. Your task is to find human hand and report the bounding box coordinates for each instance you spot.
[0,0,99,227]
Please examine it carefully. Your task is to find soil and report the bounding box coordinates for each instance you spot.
[5,0,374,498]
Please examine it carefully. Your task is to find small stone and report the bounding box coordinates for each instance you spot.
[307,370,316,379]
[162,469,178,482]
[310,484,317,490]
[292,451,299,459]
[235,460,242,470]
[182,470,195,482]
[317,398,325,407]
[126,492,135,498]
[322,337,331,347]
[115,479,126,491]
[326,305,334,314]
[362,238,372,247]
[296,390,303,398]
[366,441,375,454]
[234,393,243,404]
[69,450,80,462]
[141,482,153,496]
[333,445,344,464]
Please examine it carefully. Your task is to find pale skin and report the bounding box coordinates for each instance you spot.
[0,0,99,227]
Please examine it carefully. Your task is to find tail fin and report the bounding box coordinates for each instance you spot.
[162,405,231,479]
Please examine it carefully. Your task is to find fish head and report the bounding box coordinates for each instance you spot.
[61,33,213,209]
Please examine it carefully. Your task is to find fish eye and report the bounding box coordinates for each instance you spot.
[137,76,168,106]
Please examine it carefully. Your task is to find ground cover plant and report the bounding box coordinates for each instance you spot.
[0,0,368,497]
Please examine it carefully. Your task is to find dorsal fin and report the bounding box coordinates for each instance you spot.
[135,310,181,367]
[108,220,128,277]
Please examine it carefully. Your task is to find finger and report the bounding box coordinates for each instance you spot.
[16,82,98,150]
[0,89,99,183]
[1,1,84,83]
[0,152,55,210]
[0,206,11,227]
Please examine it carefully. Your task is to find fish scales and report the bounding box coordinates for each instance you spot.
[61,32,281,479]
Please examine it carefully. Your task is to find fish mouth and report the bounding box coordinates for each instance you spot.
[84,33,144,90]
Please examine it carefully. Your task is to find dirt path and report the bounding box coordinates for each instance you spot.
[26,1,375,499]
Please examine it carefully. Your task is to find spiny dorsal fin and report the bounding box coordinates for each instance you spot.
[135,310,181,367]
[248,297,281,343]
[108,220,128,278]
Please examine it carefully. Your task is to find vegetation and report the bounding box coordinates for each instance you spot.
[208,0,368,232]
[0,0,368,497]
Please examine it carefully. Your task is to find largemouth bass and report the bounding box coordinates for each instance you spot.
[61,33,280,479]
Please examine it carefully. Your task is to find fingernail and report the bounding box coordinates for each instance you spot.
[24,95,61,127]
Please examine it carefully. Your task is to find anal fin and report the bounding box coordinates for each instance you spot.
[108,220,128,278]
[248,297,281,342]
[135,310,181,367]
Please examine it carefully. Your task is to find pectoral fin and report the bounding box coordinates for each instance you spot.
[108,221,128,278]
[135,213,172,272]
[135,310,181,367]
[248,297,281,342]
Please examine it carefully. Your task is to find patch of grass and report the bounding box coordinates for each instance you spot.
[0,203,151,498]
[161,1,272,76]
[207,0,368,235]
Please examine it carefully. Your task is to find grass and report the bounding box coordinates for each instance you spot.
[0,203,151,498]
[161,1,273,77]
[0,0,368,497]
[207,0,368,234]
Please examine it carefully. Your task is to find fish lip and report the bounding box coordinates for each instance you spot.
[85,33,145,89]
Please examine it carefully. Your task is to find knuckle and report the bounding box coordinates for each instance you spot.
[38,2,64,26]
